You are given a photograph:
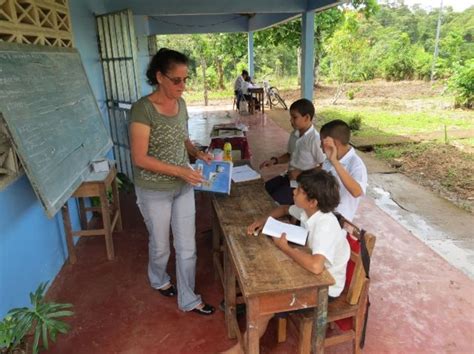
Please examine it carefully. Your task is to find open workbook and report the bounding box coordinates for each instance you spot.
[262,217,308,246]
[193,159,232,194]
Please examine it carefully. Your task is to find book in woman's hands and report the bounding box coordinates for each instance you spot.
[262,217,308,246]
[193,160,232,194]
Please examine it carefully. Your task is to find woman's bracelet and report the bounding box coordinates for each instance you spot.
[271,156,278,164]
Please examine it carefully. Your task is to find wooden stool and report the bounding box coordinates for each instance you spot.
[61,167,122,264]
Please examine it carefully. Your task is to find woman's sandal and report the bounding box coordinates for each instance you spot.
[192,303,215,316]
[157,284,177,297]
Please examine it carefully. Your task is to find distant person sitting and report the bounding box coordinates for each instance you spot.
[260,98,325,205]
[241,76,259,111]
[233,70,249,110]
[320,119,368,221]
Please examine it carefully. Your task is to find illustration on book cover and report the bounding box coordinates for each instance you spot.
[194,159,232,194]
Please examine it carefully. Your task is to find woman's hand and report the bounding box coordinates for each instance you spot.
[247,218,266,236]
[196,150,213,164]
[179,166,204,186]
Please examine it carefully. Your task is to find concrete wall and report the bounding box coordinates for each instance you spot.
[0,0,108,318]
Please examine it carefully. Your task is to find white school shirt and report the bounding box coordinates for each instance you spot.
[322,147,367,221]
[289,206,350,297]
[234,76,245,92]
[288,126,325,171]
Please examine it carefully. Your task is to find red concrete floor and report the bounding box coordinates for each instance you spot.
[45,106,474,353]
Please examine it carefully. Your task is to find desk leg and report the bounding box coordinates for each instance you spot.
[61,204,77,264]
[312,287,328,353]
[212,206,221,282]
[111,177,123,231]
[224,241,237,339]
[77,198,87,230]
[100,185,115,261]
[246,297,260,354]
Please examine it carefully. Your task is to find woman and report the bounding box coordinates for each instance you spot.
[129,48,214,315]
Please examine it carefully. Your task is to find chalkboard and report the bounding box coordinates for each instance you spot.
[0,43,112,217]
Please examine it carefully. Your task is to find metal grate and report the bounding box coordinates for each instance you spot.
[96,9,140,180]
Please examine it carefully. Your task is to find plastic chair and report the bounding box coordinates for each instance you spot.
[277,216,376,354]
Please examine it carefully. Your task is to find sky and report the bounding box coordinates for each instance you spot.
[381,0,474,12]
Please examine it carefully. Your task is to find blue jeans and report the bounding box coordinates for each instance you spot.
[136,184,202,311]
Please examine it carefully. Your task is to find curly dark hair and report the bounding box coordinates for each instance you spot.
[296,169,340,213]
[146,48,189,86]
[289,98,315,121]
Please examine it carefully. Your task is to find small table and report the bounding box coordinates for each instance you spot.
[61,167,122,264]
[212,180,334,353]
[248,87,264,114]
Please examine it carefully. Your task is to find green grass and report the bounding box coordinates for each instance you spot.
[317,107,474,137]
[183,88,233,103]
[374,143,431,160]
[182,76,300,104]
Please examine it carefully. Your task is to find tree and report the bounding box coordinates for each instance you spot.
[254,0,378,85]
[323,12,371,102]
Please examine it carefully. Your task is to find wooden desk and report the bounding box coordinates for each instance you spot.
[212,181,334,353]
[61,167,122,264]
[248,87,264,114]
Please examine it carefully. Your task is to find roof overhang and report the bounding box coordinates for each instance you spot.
[102,0,345,35]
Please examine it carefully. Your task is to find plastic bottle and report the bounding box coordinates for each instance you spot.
[223,141,232,162]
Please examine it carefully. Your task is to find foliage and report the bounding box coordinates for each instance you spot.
[0,283,73,354]
[323,13,371,84]
[448,59,474,108]
[0,316,16,351]
[150,2,473,102]
[348,114,362,130]
[412,45,433,80]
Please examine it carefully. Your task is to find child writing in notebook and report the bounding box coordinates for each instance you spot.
[222,169,350,354]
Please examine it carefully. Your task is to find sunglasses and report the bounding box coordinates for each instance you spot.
[163,73,189,85]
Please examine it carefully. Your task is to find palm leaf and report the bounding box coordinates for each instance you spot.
[42,322,49,350]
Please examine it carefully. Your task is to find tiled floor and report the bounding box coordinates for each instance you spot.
[45,106,474,353]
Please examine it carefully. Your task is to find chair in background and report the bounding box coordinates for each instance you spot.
[277,216,376,354]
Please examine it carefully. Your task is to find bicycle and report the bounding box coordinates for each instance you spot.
[263,81,288,110]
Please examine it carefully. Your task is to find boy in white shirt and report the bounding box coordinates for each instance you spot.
[320,120,368,221]
[260,98,325,204]
[223,169,350,354]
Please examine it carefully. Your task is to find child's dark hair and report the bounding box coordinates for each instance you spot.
[242,69,249,77]
[289,98,315,120]
[146,48,189,86]
[296,170,340,213]
[320,119,351,145]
